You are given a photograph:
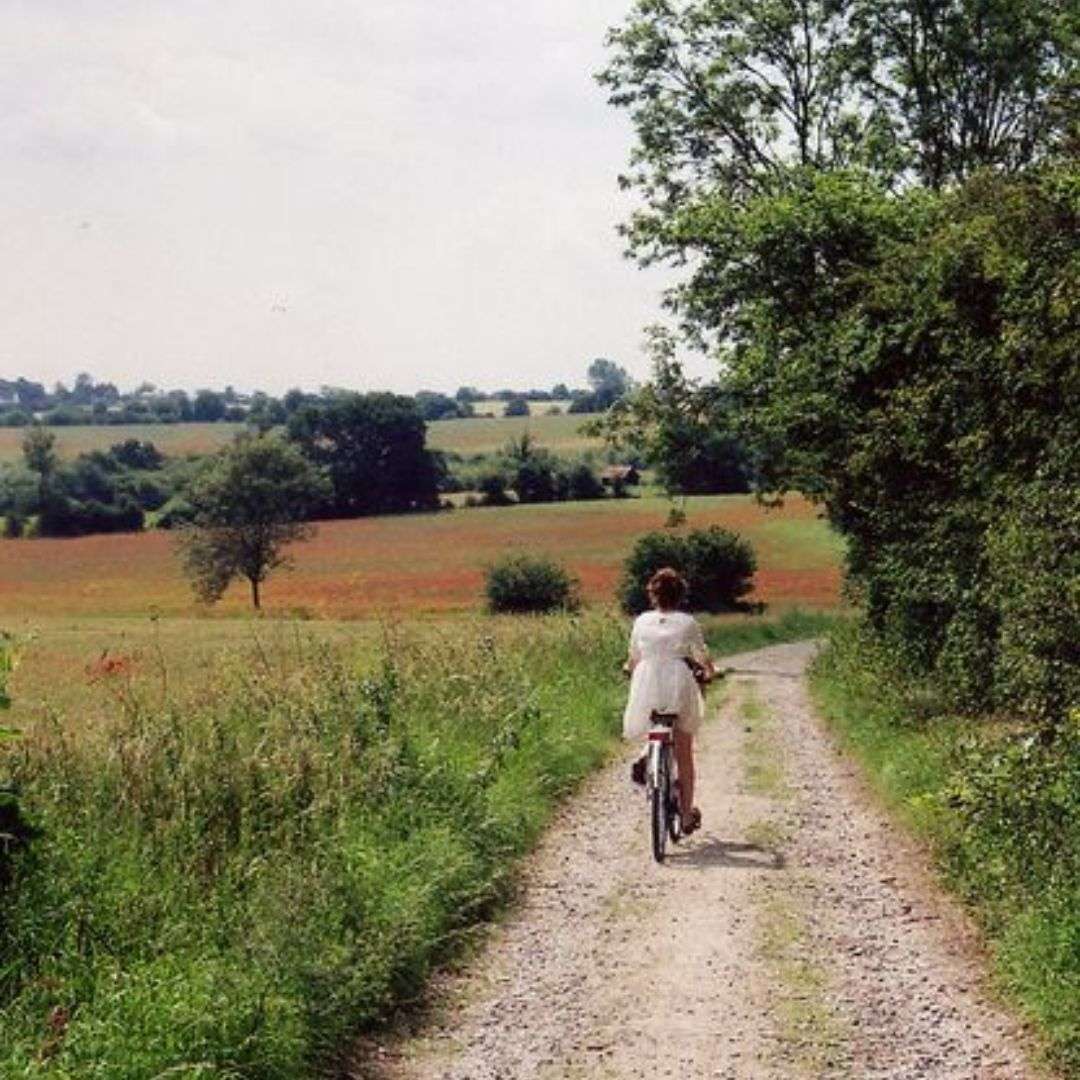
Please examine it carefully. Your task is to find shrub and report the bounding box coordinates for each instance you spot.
[476,469,512,507]
[108,439,164,471]
[38,495,145,537]
[485,553,581,614]
[987,479,1080,725]
[508,456,560,504]
[2,514,23,539]
[618,526,756,614]
[154,497,197,530]
[503,397,529,417]
[119,474,170,511]
[562,462,606,501]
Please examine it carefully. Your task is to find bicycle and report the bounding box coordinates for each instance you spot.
[645,710,683,863]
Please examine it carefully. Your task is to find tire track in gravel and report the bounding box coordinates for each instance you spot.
[351,641,1040,1080]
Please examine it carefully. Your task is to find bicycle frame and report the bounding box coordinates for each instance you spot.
[646,722,674,787]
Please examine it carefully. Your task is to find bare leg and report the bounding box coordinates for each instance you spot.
[674,729,696,829]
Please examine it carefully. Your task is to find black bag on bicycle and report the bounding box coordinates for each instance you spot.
[684,657,709,687]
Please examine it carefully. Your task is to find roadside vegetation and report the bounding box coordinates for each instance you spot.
[811,625,1080,1073]
[0,609,834,1074]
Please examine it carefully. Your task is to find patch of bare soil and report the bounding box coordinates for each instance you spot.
[348,641,1039,1080]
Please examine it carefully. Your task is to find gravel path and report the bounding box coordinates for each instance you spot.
[351,641,1039,1080]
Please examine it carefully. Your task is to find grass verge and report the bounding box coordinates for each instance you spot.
[809,620,1080,1076]
[702,608,839,658]
[1,608,833,1076]
[756,889,847,1076]
[736,675,843,1075]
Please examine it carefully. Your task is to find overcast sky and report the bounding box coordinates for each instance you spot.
[1,0,706,396]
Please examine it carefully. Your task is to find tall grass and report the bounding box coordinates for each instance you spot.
[701,608,838,656]
[810,621,1080,1075]
[1,609,831,1074]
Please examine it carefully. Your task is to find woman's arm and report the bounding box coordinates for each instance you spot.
[624,619,643,674]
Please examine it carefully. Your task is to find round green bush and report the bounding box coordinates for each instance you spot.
[617,526,757,614]
[484,553,581,614]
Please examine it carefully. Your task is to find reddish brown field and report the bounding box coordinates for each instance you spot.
[1,494,840,620]
[2,494,842,723]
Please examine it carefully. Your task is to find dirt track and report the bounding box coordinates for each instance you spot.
[354,641,1038,1080]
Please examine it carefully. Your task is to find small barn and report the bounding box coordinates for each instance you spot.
[600,464,641,488]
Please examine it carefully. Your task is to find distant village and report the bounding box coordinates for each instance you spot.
[0,368,624,429]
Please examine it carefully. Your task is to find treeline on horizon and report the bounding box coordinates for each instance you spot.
[2,355,754,540]
[0,357,631,428]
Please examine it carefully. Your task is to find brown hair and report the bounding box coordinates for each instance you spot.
[646,567,687,610]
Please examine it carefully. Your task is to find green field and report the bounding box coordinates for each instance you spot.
[0,422,244,461]
[0,411,601,464]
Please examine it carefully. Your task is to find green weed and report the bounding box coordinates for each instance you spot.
[0,609,831,1075]
[810,621,1080,1075]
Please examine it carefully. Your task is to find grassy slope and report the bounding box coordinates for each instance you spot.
[2,610,835,1076]
[810,623,1079,1076]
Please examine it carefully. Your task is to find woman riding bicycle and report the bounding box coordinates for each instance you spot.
[623,567,714,835]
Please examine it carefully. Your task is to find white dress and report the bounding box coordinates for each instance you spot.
[622,610,710,739]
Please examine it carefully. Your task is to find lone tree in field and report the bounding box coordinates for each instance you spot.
[286,392,443,517]
[176,434,329,609]
[21,425,57,505]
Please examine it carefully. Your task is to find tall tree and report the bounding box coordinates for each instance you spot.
[286,393,443,517]
[592,329,752,496]
[176,435,329,609]
[852,0,1077,188]
[599,0,1076,279]
[598,1,876,236]
[192,389,226,422]
[21,426,57,505]
[586,358,633,409]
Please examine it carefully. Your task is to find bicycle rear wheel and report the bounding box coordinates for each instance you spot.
[651,747,670,863]
[667,777,683,844]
